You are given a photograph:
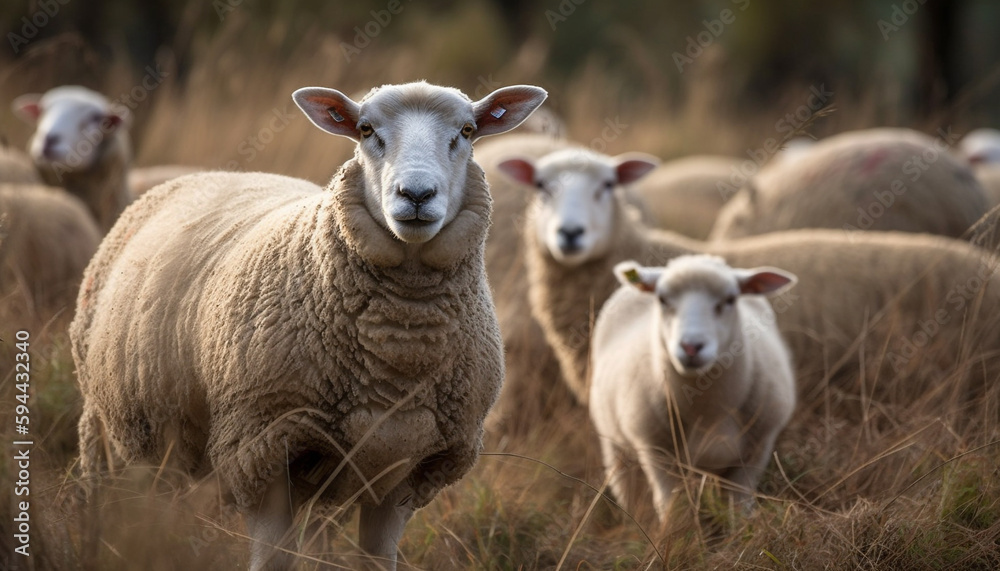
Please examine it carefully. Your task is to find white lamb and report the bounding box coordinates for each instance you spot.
[71,81,546,570]
[590,255,797,522]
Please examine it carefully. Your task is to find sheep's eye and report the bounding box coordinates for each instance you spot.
[359,124,374,138]
[603,181,615,191]
[460,123,475,139]
[725,294,736,305]
[659,296,673,311]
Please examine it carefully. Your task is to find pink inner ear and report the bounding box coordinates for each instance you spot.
[616,160,657,185]
[18,102,41,121]
[306,95,359,132]
[740,272,792,295]
[497,159,535,185]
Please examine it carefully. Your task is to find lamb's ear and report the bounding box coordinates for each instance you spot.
[471,85,548,141]
[735,267,798,297]
[12,94,42,123]
[101,103,130,133]
[497,157,536,185]
[292,87,361,141]
[614,260,661,293]
[613,153,659,185]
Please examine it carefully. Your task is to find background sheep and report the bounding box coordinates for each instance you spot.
[633,155,741,239]
[0,145,41,184]
[0,183,100,322]
[709,128,990,240]
[13,86,200,233]
[71,81,546,570]
[500,149,1000,409]
[590,255,796,523]
[959,128,1000,207]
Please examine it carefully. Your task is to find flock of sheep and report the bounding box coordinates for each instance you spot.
[3,81,1000,570]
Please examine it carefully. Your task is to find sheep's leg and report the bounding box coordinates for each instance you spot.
[600,440,634,511]
[247,468,295,571]
[725,432,780,510]
[358,488,414,571]
[636,446,678,523]
[77,406,111,496]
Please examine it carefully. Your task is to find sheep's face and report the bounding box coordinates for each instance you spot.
[14,87,126,173]
[614,256,796,377]
[293,82,547,244]
[960,128,1000,165]
[499,150,658,266]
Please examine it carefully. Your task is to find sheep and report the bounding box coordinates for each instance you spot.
[499,148,1000,407]
[633,155,742,239]
[0,145,41,184]
[70,81,547,570]
[709,128,990,240]
[958,128,1000,207]
[0,184,100,321]
[590,255,796,522]
[127,164,203,196]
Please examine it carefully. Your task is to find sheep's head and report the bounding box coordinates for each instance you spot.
[499,149,658,266]
[959,128,1000,166]
[294,81,547,244]
[13,86,127,173]
[615,255,796,377]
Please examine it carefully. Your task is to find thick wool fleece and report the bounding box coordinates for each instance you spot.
[527,192,1000,405]
[634,155,742,240]
[72,159,503,510]
[711,129,989,240]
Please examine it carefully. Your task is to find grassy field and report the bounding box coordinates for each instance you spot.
[2,11,1000,570]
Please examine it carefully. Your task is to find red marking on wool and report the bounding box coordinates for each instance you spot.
[860,148,890,174]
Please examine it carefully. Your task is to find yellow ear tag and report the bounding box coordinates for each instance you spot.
[624,268,642,285]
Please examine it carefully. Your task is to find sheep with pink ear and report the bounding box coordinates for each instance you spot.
[590,255,797,522]
[495,148,660,404]
[13,86,200,232]
[70,81,547,571]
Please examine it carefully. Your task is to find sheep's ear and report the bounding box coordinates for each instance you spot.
[292,87,361,141]
[101,104,129,133]
[471,85,548,141]
[497,157,536,185]
[613,153,659,185]
[12,94,42,123]
[614,260,660,293]
[735,267,797,297]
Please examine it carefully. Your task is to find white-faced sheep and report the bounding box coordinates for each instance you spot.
[959,128,1000,207]
[633,155,741,240]
[590,255,796,522]
[498,149,1000,409]
[709,128,989,240]
[70,81,547,570]
[0,184,100,321]
[13,86,200,232]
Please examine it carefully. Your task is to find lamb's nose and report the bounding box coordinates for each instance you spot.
[398,185,437,206]
[680,342,704,358]
[43,134,60,157]
[558,226,585,246]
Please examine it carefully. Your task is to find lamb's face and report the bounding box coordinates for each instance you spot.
[499,149,658,266]
[14,87,125,173]
[293,81,547,244]
[614,256,797,377]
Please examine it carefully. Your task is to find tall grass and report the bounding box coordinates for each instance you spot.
[2,11,1000,570]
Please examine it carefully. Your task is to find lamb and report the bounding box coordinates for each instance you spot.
[590,255,796,522]
[709,128,989,240]
[13,86,200,233]
[499,149,1000,407]
[0,184,100,321]
[633,155,742,239]
[70,81,547,570]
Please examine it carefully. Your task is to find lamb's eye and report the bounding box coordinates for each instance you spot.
[460,123,475,139]
[725,294,736,305]
[603,181,614,191]
[359,123,374,138]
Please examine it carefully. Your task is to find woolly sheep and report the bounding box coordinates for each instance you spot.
[590,255,796,521]
[0,184,100,320]
[633,155,742,239]
[709,128,989,240]
[70,81,547,570]
[498,148,1000,406]
[127,164,203,196]
[0,145,41,184]
[958,128,1000,207]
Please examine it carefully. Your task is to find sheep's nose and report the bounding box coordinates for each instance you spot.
[42,134,60,157]
[397,185,437,206]
[558,226,585,248]
[680,342,704,358]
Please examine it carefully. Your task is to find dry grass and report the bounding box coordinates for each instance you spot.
[2,12,1000,571]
